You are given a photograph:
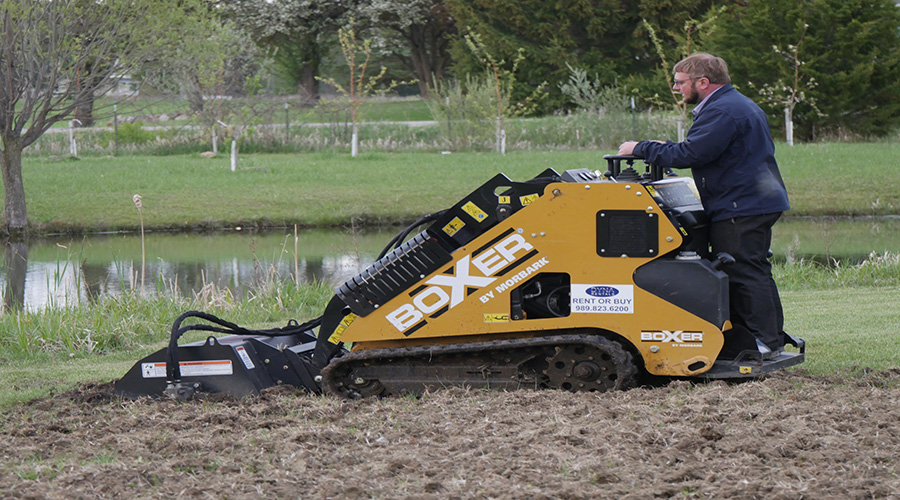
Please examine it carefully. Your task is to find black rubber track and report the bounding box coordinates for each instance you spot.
[320,333,638,399]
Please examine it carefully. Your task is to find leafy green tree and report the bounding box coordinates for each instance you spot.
[143,14,259,116]
[708,0,900,140]
[748,24,823,146]
[219,0,350,102]
[445,0,722,111]
[0,0,214,233]
[357,0,457,97]
[558,64,626,117]
[428,32,547,153]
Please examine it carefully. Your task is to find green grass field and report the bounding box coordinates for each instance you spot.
[13,142,900,234]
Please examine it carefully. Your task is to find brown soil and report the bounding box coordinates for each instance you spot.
[2,369,900,499]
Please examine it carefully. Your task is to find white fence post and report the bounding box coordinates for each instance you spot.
[69,119,82,156]
[231,140,238,171]
[785,107,794,147]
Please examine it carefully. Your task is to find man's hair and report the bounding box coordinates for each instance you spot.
[673,53,731,84]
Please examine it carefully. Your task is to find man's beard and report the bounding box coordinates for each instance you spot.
[683,89,699,105]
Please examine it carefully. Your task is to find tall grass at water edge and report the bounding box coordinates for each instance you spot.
[775,251,900,290]
[0,270,334,360]
[0,275,333,407]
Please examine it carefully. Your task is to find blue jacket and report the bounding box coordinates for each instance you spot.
[634,85,790,222]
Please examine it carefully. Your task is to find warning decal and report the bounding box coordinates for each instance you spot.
[141,360,233,379]
[519,194,539,206]
[461,201,488,222]
[442,216,465,237]
[328,313,357,344]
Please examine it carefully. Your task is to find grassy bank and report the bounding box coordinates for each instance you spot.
[12,143,900,235]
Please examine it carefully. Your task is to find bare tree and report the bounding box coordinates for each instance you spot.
[0,0,207,233]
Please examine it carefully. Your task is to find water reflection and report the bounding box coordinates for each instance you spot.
[1,229,392,312]
[771,216,900,263]
[2,217,899,311]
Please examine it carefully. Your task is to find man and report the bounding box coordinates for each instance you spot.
[618,52,790,356]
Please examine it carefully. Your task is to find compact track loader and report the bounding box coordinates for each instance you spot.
[116,155,804,400]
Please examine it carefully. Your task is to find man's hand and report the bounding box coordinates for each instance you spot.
[617,141,638,155]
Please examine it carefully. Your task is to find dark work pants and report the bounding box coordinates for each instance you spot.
[710,212,785,350]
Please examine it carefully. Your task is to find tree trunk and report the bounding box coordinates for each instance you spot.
[297,63,320,105]
[0,137,28,233]
[188,74,205,114]
[407,24,450,98]
[409,25,433,97]
[73,62,104,127]
[74,96,96,127]
[411,48,434,97]
[395,5,455,98]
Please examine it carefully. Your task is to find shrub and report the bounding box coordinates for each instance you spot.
[98,121,165,147]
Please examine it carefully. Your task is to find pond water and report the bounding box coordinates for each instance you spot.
[2,217,899,311]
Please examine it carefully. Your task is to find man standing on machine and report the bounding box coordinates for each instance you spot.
[617,52,790,357]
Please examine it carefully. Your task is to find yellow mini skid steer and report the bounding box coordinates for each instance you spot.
[116,155,804,400]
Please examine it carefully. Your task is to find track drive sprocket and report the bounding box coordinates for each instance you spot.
[544,340,634,392]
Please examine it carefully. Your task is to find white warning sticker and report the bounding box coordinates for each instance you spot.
[570,284,634,314]
[235,346,255,370]
[140,360,234,379]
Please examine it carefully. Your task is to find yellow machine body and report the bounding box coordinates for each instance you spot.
[335,180,725,378]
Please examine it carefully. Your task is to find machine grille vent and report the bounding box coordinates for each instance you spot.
[336,231,452,316]
[596,210,659,258]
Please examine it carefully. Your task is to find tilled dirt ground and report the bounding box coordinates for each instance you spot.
[2,368,899,499]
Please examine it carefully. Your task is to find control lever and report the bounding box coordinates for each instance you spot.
[711,252,735,270]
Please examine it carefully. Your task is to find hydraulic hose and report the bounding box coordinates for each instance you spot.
[165,311,321,382]
[167,214,444,383]
[377,210,447,259]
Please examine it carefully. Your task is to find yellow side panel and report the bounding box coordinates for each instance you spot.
[341,181,724,377]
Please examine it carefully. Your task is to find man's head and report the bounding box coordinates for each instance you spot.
[672,53,730,105]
